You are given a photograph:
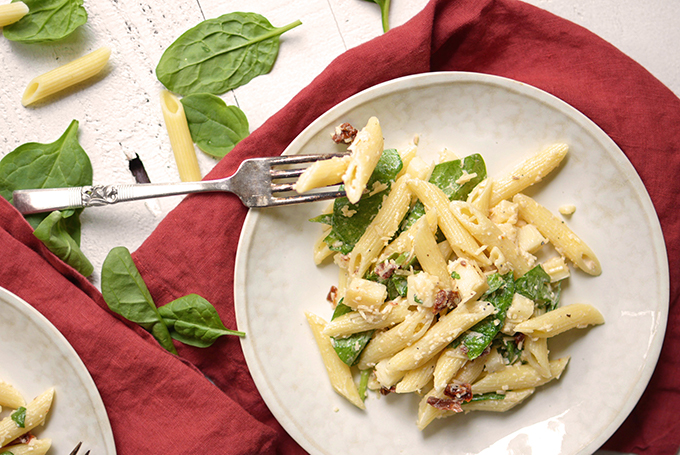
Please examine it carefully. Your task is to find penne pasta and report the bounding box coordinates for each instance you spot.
[295,155,350,193]
[514,193,601,275]
[471,358,569,394]
[489,143,568,206]
[0,387,55,447]
[395,355,438,394]
[22,47,111,106]
[0,438,52,455]
[160,90,202,182]
[342,117,384,203]
[322,299,410,338]
[514,303,604,338]
[0,380,25,409]
[305,312,365,409]
[0,1,28,27]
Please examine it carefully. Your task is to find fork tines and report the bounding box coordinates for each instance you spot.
[267,152,349,205]
[70,442,90,455]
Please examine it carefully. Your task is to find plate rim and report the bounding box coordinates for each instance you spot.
[0,286,117,454]
[235,71,670,454]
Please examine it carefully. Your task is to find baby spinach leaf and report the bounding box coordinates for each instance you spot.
[469,392,505,402]
[515,265,561,312]
[11,406,26,428]
[0,119,92,229]
[3,0,88,43]
[158,294,245,348]
[401,153,486,231]
[330,302,373,366]
[362,0,391,32]
[311,149,402,254]
[180,93,249,158]
[101,247,177,355]
[156,13,301,96]
[33,210,93,276]
[459,272,515,359]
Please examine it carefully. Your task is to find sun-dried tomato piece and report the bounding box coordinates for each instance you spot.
[374,260,399,280]
[331,123,358,144]
[426,396,464,412]
[380,386,396,395]
[432,289,461,313]
[326,286,338,305]
[443,382,473,403]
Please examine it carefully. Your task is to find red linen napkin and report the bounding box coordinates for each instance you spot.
[1,0,678,453]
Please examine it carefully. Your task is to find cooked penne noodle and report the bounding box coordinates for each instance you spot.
[397,145,418,178]
[514,193,601,275]
[462,388,535,412]
[0,438,52,455]
[0,1,28,27]
[471,358,569,394]
[489,143,568,206]
[344,278,387,310]
[294,155,350,193]
[467,178,493,216]
[524,336,551,378]
[305,312,365,409]
[343,117,384,203]
[0,380,25,409]
[386,301,495,372]
[160,90,202,182]
[407,179,489,265]
[0,388,55,447]
[322,299,410,338]
[347,176,412,278]
[514,303,604,338]
[449,201,532,278]
[433,346,467,392]
[357,308,434,369]
[413,217,453,289]
[22,47,111,106]
[313,225,334,265]
[395,355,438,394]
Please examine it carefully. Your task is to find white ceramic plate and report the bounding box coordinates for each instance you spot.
[234,72,668,455]
[0,287,116,454]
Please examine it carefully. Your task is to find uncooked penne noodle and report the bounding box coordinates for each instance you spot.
[305,312,365,409]
[160,90,202,182]
[347,176,412,278]
[0,388,55,447]
[0,1,28,27]
[514,303,604,338]
[514,193,601,275]
[386,301,495,372]
[413,217,453,289]
[450,201,532,278]
[407,179,489,266]
[395,355,438,394]
[343,117,384,203]
[0,380,25,409]
[0,438,52,455]
[22,47,111,106]
[471,358,569,395]
[462,388,535,412]
[357,309,434,369]
[322,299,410,338]
[294,155,350,193]
[489,143,568,206]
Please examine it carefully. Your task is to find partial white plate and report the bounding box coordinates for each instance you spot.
[0,287,116,454]
[234,72,668,454]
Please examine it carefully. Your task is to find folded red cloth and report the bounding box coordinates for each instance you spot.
[1,0,678,453]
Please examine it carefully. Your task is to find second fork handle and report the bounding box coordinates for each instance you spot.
[12,180,225,215]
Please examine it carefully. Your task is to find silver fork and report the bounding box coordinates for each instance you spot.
[12,153,349,215]
[70,442,90,455]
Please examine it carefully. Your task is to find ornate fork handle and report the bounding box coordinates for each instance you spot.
[13,180,227,215]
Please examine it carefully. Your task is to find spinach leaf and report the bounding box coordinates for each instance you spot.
[330,302,373,366]
[33,210,93,276]
[362,0,391,32]
[401,154,486,231]
[459,272,515,359]
[311,149,402,254]
[180,93,249,158]
[496,336,523,365]
[0,119,92,229]
[469,392,505,402]
[515,265,561,311]
[10,406,26,428]
[101,247,177,354]
[358,368,371,401]
[156,13,301,96]
[3,0,87,43]
[158,294,245,348]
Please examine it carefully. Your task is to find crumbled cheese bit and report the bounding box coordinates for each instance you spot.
[559,204,576,215]
[340,204,357,217]
[455,170,478,186]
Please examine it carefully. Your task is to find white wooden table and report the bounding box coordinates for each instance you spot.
[0,0,677,288]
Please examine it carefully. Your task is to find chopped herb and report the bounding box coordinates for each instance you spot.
[414,295,423,304]
[451,271,461,280]
[11,406,26,428]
